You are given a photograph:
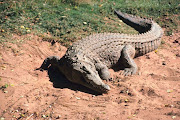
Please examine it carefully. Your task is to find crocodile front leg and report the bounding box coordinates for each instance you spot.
[80,65,110,93]
[95,62,112,81]
[121,45,137,76]
[37,56,61,71]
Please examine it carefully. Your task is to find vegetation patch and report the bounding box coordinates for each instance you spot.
[0,0,179,46]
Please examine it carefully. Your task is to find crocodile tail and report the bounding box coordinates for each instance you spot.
[114,10,152,33]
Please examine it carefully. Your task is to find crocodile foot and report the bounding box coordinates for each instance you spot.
[121,45,138,76]
[122,67,137,76]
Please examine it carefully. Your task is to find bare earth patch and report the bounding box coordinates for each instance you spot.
[0,33,180,120]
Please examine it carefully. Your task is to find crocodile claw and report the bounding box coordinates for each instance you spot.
[122,67,137,76]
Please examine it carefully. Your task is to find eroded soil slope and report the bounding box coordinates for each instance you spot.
[0,33,180,120]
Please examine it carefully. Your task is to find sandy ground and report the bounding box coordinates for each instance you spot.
[0,32,180,120]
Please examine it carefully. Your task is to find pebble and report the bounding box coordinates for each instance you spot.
[4,91,8,93]
[75,97,80,100]
[42,115,46,118]
[56,115,61,119]
[162,61,166,65]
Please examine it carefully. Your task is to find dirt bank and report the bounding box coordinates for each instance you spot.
[0,33,179,120]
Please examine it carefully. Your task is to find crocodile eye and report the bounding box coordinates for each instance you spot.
[81,66,90,74]
[81,66,87,71]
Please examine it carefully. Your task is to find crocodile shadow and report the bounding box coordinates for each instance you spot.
[44,65,102,95]
[112,56,129,72]
[37,56,127,95]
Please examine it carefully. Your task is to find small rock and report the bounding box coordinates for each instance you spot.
[56,115,61,119]
[83,22,87,25]
[4,91,8,93]
[75,97,80,100]
[167,89,173,93]
[124,99,129,103]
[15,110,19,112]
[42,115,46,118]
[119,20,123,23]
[162,61,166,65]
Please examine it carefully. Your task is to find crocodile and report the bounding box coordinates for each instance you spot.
[38,10,163,93]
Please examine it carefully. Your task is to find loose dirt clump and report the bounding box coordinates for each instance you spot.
[0,33,180,120]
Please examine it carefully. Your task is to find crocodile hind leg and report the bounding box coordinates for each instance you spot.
[121,45,137,76]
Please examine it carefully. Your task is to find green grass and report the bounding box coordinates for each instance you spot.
[0,0,179,46]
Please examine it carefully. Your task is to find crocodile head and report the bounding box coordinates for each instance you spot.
[58,55,110,93]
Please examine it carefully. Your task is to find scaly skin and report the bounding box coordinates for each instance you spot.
[38,10,163,93]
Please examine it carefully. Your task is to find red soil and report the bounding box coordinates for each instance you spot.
[0,33,179,120]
